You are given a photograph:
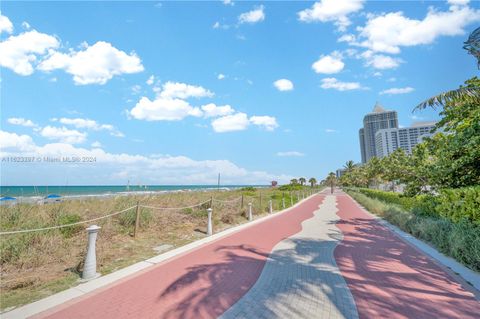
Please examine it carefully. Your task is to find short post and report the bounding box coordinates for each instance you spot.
[248,202,253,221]
[82,225,101,281]
[282,197,285,209]
[259,193,262,209]
[297,192,300,202]
[241,194,244,209]
[269,200,272,214]
[290,194,293,206]
[302,192,305,199]
[134,201,140,238]
[207,208,213,236]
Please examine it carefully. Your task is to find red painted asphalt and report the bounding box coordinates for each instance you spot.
[34,195,325,319]
[334,193,479,319]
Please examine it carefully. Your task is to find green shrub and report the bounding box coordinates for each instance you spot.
[436,187,480,225]
[239,186,256,192]
[56,213,82,238]
[278,184,303,191]
[356,188,416,210]
[118,208,152,228]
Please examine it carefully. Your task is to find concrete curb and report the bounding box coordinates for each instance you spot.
[2,191,323,319]
[343,192,480,297]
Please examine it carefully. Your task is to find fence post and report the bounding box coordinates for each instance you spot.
[259,193,262,210]
[210,196,213,208]
[269,200,272,214]
[297,192,300,202]
[241,194,244,209]
[282,197,285,209]
[248,202,253,221]
[134,201,140,238]
[207,208,213,236]
[290,193,293,206]
[82,225,101,281]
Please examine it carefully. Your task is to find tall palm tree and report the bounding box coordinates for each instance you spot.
[290,178,298,185]
[326,172,336,194]
[298,177,306,186]
[343,160,356,172]
[308,177,317,187]
[415,27,480,110]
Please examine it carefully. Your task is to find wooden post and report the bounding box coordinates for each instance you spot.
[241,194,244,209]
[259,193,262,211]
[210,196,213,209]
[290,192,293,206]
[134,201,140,238]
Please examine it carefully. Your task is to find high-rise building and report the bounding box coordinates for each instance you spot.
[359,102,398,163]
[375,122,437,158]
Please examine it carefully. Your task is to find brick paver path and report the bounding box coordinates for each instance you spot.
[32,190,479,319]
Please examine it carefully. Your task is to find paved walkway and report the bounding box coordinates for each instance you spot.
[27,190,479,319]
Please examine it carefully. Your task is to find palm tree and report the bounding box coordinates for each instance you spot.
[308,177,317,188]
[415,27,480,110]
[343,160,356,172]
[326,172,336,194]
[298,177,306,186]
[290,178,298,185]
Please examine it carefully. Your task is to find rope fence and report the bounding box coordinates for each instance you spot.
[0,188,321,281]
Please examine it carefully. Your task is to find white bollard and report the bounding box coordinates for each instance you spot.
[290,196,293,206]
[207,208,213,236]
[82,225,101,281]
[269,200,272,214]
[282,197,285,209]
[248,202,253,221]
[297,193,300,202]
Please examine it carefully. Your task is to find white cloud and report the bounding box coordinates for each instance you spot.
[213,21,220,29]
[55,117,124,137]
[40,126,87,144]
[211,113,250,132]
[217,73,225,80]
[239,5,265,24]
[320,78,363,91]
[0,30,59,75]
[0,13,13,34]
[325,128,338,133]
[91,141,102,148]
[273,79,294,91]
[357,4,480,54]
[1,130,293,185]
[0,130,35,151]
[298,0,364,31]
[338,34,356,43]
[360,50,402,69]
[158,81,214,99]
[380,87,415,95]
[249,116,279,131]
[276,151,304,157]
[38,41,144,85]
[201,103,235,118]
[146,75,155,85]
[21,21,31,30]
[223,0,234,6]
[130,97,203,121]
[7,117,37,127]
[312,52,344,74]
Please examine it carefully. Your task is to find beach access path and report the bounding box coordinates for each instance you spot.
[5,189,479,319]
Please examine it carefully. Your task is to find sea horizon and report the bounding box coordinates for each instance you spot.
[0,184,268,198]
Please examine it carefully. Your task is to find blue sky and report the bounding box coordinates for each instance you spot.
[1,0,479,186]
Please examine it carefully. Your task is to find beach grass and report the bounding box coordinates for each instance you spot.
[0,186,320,311]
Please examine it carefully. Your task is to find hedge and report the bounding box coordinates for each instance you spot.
[355,186,480,225]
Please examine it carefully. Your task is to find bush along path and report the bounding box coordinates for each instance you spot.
[4,190,479,319]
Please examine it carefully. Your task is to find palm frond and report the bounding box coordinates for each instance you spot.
[463,27,480,69]
[414,86,480,111]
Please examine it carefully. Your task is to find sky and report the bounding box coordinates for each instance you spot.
[0,0,479,186]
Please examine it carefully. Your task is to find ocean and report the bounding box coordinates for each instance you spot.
[0,185,265,199]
